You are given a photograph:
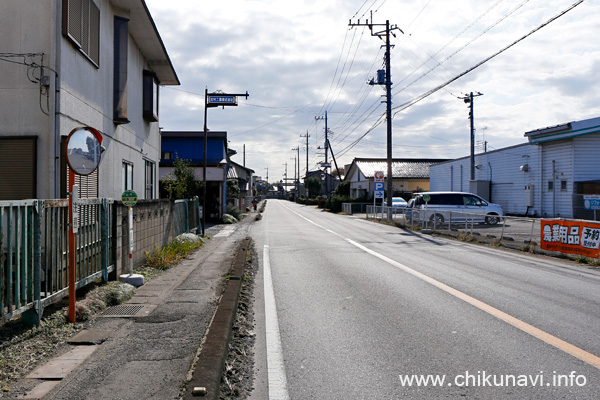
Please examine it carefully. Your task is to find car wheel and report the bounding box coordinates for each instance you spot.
[485,214,500,225]
[430,213,444,225]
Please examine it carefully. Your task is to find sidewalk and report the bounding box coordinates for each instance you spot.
[8,217,255,400]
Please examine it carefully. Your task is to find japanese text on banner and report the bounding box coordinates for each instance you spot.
[541,219,600,258]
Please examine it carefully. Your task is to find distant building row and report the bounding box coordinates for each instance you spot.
[337,116,600,220]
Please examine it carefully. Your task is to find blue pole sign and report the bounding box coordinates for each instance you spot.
[374,181,384,199]
[584,195,600,210]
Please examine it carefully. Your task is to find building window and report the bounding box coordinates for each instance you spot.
[122,161,133,192]
[145,159,155,199]
[143,70,159,121]
[561,180,568,191]
[113,16,129,123]
[0,137,37,200]
[161,152,172,160]
[62,0,100,66]
[548,181,554,191]
[69,169,98,199]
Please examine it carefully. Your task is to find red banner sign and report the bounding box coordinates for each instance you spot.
[540,219,600,258]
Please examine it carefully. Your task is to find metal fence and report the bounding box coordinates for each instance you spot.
[366,205,541,250]
[174,197,201,236]
[342,203,371,215]
[1,199,114,324]
[1,196,199,324]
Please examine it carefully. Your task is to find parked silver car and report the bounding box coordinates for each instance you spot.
[407,191,504,225]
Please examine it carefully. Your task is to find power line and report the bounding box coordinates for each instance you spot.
[393,0,530,98]
[392,0,584,117]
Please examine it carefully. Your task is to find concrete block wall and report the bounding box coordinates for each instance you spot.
[114,200,178,276]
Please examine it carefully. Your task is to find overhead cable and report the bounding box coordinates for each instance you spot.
[392,0,584,117]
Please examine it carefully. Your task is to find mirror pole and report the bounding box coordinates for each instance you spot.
[68,167,76,323]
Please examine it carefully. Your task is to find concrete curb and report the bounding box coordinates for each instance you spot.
[184,237,252,399]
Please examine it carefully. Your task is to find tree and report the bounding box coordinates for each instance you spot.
[227,178,240,199]
[306,177,321,198]
[162,157,203,200]
[334,180,350,197]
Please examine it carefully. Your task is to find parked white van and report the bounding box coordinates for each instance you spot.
[407,191,504,225]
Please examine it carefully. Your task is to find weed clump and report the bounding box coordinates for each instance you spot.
[144,233,204,270]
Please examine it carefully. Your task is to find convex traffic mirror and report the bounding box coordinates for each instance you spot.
[65,126,103,176]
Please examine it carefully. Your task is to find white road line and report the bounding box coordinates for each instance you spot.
[263,245,290,400]
[282,203,600,371]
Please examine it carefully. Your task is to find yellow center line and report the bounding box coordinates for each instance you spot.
[346,238,600,371]
[284,201,600,370]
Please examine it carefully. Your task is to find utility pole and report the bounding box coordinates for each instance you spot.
[300,131,310,196]
[243,144,246,167]
[350,13,403,207]
[292,147,299,201]
[459,92,483,181]
[265,167,269,195]
[327,139,343,188]
[290,156,297,201]
[315,111,329,195]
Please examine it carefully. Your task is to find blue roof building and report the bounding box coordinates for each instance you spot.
[159,131,228,220]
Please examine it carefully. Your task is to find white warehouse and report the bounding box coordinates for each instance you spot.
[429,116,600,219]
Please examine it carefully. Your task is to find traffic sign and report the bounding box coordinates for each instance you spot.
[423,194,431,203]
[207,95,238,107]
[584,195,600,210]
[122,190,138,207]
[374,181,384,199]
[374,171,385,182]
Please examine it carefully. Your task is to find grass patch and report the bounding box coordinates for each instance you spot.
[144,234,204,270]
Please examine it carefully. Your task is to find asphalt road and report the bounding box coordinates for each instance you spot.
[250,199,600,399]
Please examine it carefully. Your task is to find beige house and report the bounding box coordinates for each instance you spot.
[0,0,179,200]
[344,158,448,199]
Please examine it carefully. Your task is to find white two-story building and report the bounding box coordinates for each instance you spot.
[0,0,179,200]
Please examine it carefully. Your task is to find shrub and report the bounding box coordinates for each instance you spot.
[222,214,238,224]
[317,197,327,208]
[225,203,242,220]
[325,194,351,213]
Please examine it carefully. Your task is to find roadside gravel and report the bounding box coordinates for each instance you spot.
[219,244,258,399]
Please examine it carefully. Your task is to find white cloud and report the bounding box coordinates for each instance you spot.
[146,0,600,181]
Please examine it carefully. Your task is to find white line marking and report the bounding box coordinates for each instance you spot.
[282,203,600,370]
[263,245,290,399]
[213,225,236,237]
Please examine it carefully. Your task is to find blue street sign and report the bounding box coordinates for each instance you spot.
[374,182,384,191]
[207,95,238,107]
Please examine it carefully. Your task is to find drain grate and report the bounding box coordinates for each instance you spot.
[102,305,145,317]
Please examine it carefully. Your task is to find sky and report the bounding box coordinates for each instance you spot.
[144,0,599,183]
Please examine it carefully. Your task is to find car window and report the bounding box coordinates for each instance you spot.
[427,194,441,205]
[463,195,482,206]
[447,194,462,205]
